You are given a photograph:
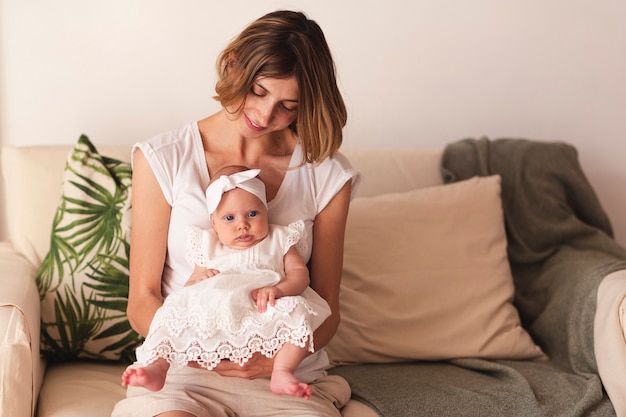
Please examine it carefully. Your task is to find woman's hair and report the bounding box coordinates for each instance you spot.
[214,10,347,164]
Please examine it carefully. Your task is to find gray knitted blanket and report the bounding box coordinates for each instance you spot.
[330,138,626,417]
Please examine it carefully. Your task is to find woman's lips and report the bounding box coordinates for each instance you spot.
[245,114,265,132]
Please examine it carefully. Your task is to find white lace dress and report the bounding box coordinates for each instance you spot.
[134,220,331,370]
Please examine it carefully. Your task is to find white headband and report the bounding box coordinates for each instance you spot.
[206,169,267,214]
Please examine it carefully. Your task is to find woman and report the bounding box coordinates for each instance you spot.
[113,9,361,417]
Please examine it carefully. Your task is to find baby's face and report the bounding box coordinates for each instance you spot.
[211,188,269,249]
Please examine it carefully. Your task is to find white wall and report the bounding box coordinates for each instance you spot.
[1,0,626,245]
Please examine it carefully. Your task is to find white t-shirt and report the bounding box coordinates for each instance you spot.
[134,122,360,298]
[133,122,360,379]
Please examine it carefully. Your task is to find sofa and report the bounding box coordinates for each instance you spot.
[2,137,626,417]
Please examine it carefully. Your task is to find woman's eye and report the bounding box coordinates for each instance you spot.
[281,103,297,112]
[248,211,258,218]
[251,86,264,97]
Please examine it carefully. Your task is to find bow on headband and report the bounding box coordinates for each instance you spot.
[206,169,267,214]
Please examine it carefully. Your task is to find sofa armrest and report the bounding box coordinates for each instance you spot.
[595,270,626,417]
[0,241,42,417]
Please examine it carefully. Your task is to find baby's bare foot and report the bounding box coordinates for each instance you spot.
[121,362,168,392]
[270,369,312,400]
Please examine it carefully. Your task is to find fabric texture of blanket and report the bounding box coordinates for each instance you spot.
[330,138,626,417]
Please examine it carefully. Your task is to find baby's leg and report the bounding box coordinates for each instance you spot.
[121,358,170,392]
[270,342,312,400]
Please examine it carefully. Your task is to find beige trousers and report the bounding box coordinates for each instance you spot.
[111,366,351,417]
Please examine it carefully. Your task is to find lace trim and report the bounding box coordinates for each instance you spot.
[140,321,315,370]
[287,220,307,260]
[157,295,317,339]
[184,225,210,267]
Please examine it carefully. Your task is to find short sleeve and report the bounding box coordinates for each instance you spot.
[313,151,362,214]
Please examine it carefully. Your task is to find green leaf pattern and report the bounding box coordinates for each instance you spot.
[37,135,142,362]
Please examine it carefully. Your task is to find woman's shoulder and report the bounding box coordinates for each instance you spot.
[131,122,209,199]
[132,122,207,180]
[323,150,354,171]
[134,122,202,157]
[301,146,362,202]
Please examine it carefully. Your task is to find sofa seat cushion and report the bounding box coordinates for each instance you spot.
[37,362,375,417]
[38,361,127,417]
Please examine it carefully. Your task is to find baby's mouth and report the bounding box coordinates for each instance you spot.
[237,234,253,242]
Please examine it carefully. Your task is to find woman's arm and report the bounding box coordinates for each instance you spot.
[309,181,352,350]
[126,149,171,337]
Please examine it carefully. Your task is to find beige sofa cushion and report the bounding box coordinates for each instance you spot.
[37,362,127,417]
[2,145,442,265]
[36,361,377,417]
[327,175,546,364]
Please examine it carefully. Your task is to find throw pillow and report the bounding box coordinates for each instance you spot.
[326,175,546,365]
[36,135,142,362]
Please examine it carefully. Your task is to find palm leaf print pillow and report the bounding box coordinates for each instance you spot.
[37,135,142,362]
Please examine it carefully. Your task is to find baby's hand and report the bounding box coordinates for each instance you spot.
[251,286,284,312]
[185,265,220,287]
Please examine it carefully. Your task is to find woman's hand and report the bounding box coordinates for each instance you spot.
[185,265,220,287]
[211,353,274,379]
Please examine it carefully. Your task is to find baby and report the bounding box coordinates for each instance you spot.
[121,166,330,399]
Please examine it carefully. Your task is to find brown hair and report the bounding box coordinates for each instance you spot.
[214,10,347,164]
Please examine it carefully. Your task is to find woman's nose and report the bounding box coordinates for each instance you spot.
[257,104,275,125]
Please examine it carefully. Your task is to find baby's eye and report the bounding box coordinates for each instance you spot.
[248,211,258,218]
[225,214,235,221]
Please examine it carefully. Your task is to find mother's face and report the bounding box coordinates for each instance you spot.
[238,76,299,138]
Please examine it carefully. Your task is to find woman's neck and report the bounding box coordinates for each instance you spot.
[198,110,296,183]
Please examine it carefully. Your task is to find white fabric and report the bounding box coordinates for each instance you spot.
[135,221,331,370]
[205,169,267,214]
[133,123,359,378]
[133,122,361,298]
